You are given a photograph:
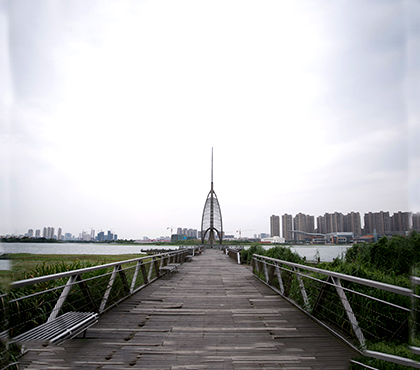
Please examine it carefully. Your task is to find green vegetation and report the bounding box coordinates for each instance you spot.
[7,253,154,340]
[345,232,420,275]
[9,253,145,282]
[1,236,60,243]
[241,244,306,265]
[241,232,420,369]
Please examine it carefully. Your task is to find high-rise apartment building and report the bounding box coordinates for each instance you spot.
[307,215,315,234]
[293,213,314,241]
[317,215,325,234]
[97,231,105,242]
[42,227,55,239]
[391,212,412,233]
[364,212,391,235]
[343,212,362,236]
[282,214,293,241]
[316,212,361,235]
[176,227,198,238]
[413,213,420,231]
[270,215,280,237]
[57,228,62,241]
[324,212,344,233]
[35,229,40,238]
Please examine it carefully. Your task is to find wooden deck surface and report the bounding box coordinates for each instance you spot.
[19,249,358,369]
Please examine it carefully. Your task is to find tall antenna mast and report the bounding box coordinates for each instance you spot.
[211,147,213,191]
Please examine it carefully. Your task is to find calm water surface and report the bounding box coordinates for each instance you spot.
[290,245,350,262]
[1,243,350,263]
[0,243,176,256]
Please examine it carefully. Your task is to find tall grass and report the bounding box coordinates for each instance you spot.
[8,256,152,338]
[244,232,420,369]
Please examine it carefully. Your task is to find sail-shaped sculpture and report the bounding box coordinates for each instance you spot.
[201,148,223,245]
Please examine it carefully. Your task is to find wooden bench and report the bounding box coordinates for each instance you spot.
[159,263,181,276]
[12,311,98,346]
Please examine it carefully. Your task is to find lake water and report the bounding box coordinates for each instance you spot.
[289,245,350,262]
[0,242,351,267]
[0,242,177,256]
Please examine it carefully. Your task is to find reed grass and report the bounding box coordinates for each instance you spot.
[245,233,420,369]
[9,253,145,282]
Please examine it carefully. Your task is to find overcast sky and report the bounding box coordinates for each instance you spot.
[1,0,419,240]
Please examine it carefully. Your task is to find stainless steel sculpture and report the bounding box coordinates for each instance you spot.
[201,148,223,245]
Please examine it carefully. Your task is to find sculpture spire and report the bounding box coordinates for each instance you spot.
[201,148,223,246]
[211,147,213,191]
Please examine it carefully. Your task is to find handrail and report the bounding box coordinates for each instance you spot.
[11,250,184,289]
[253,254,412,297]
[224,247,242,264]
[7,247,202,343]
[252,253,420,369]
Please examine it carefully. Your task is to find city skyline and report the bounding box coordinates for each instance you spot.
[280,210,419,242]
[1,1,419,240]
[4,209,419,241]
[6,226,118,242]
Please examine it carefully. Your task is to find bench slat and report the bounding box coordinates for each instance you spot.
[12,312,98,345]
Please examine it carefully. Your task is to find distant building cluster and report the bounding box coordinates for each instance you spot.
[7,227,118,242]
[272,211,420,244]
[25,227,63,240]
[171,227,199,242]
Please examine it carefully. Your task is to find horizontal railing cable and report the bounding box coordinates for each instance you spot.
[6,247,202,344]
[252,253,420,369]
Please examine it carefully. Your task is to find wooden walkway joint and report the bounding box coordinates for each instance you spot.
[19,250,358,369]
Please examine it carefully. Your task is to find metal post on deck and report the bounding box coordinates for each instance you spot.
[332,276,366,348]
[48,275,77,322]
[131,261,141,293]
[99,266,118,313]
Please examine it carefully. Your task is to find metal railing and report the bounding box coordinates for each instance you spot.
[223,246,242,264]
[7,248,198,341]
[0,293,8,369]
[252,253,420,369]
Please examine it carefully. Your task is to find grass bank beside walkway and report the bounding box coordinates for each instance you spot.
[3,253,146,283]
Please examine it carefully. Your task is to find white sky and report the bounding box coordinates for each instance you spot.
[1,0,419,239]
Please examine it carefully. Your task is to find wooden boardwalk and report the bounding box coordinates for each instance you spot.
[19,249,358,369]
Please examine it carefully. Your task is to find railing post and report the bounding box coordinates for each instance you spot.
[253,257,259,274]
[131,261,141,293]
[147,257,156,282]
[99,266,118,313]
[275,263,285,295]
[140,261,148,284]
[294,267,310,311]
[332,276,366,348]
[263,260,269,283]
[48,274,76,322]
[159,256,165,271]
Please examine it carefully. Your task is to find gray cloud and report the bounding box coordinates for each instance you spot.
[2,0,418,239]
